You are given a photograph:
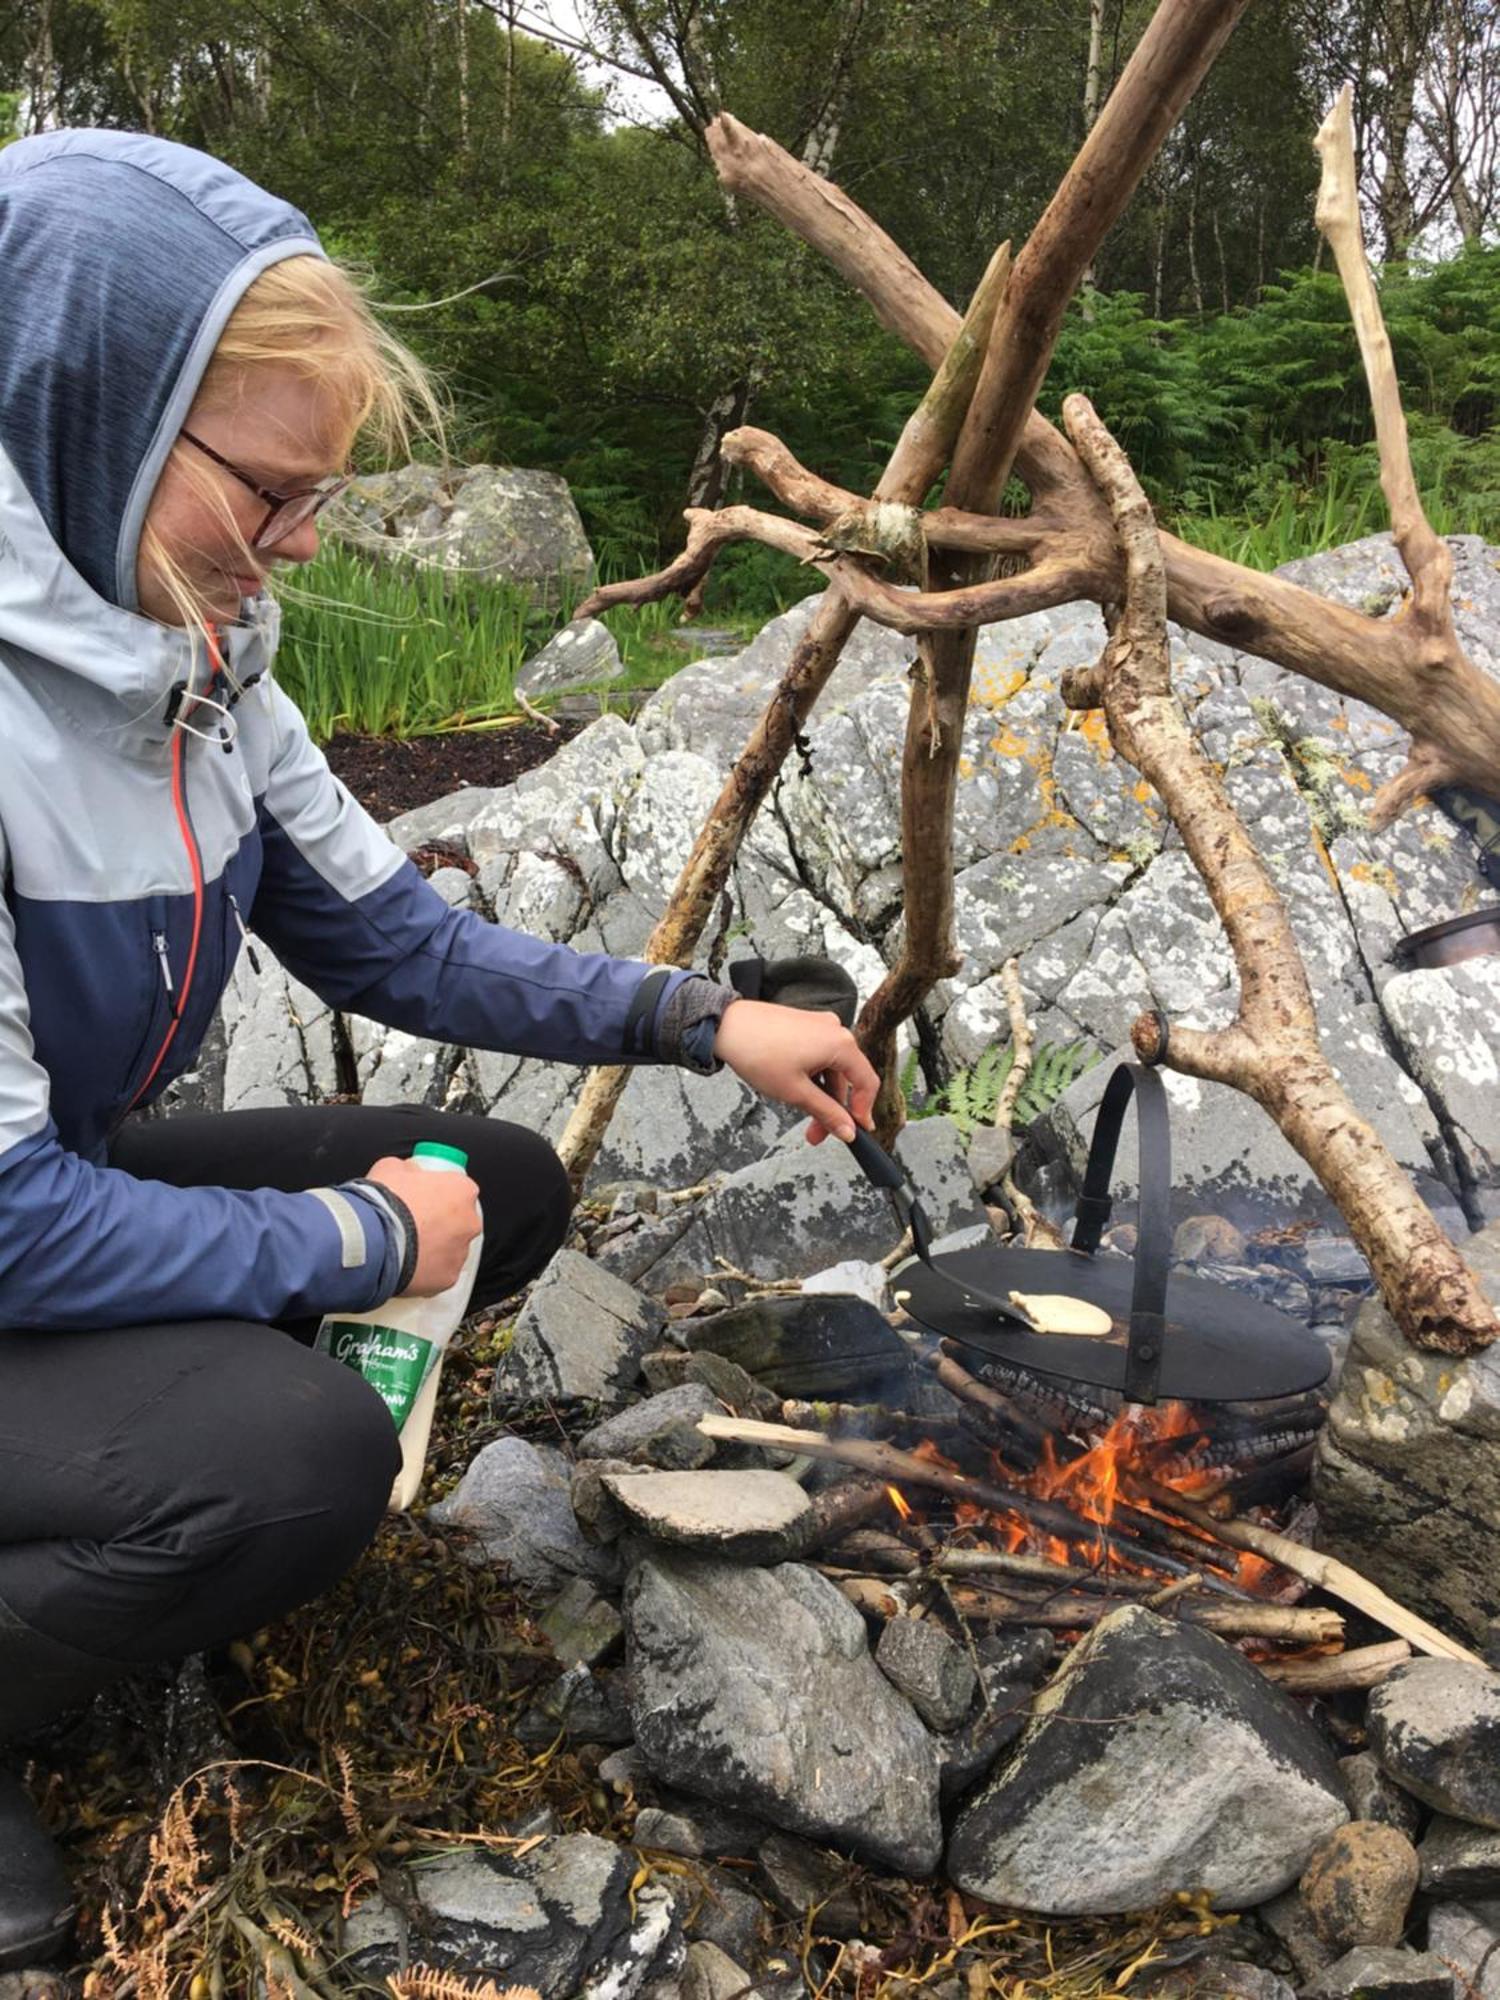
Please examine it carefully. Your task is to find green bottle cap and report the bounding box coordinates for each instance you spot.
[413,1141,469,1169]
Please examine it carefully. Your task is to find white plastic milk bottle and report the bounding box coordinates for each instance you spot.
[315,1141,482,1513]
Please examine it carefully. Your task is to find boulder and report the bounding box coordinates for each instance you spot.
[682,1290,914,1400]
[330,461,594,606]
[1315,1220,1500,1643]
[1366,1660,1500,1828]
[624,1552,942,1874]
[601,1469,814,1564]
[945,1606,1347,1913]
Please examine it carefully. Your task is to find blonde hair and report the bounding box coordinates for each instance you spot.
[138,253,446,633]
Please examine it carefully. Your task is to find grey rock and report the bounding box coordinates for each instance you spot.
[1137,1966,1297,1999]
[682,1941,759,2000]
[632,1118,984,1295]
[514,1662,635,1749]
[0,1977,71,2000]
[1367,1660,1500,1828]
[976,1629,1058,1684]
[516,618,622,700]
[946,1606,1348,1914]
[799,1259,891,1309]
[755,1830,863,1937]
[602,1469,814,1563]
[1339,1752,1424,1840]
[624,1552,942,1874]
[939,1680,1032,1801]
[578,1385,723,1470]
[683,1293,914,1400]
[1304,1945,1457,1998]
[539,1576,625,1667]
[875,1615,978,1733]
[640,1348,780,1417]
[1302,1233,1372,1286]
[1420,1815,1500,1897]
[1259,1885,1340,1984]
[683,1866,769,1964]
[387,786,493,854]
[341,1832,671,1997]
[1425,1899,1500,1999]
[496,1249,665,1414]
[429,1435,618,1593]
[1314,1220,1500,1643]
[966,1124,1016,1197]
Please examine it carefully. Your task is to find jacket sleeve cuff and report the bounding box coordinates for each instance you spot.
[307,1182,410,1305]
[654,975,741,1076]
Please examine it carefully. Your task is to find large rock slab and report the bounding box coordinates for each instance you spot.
[946,1605,1347,1913]
[1366,1660,1500,1828]
[602,1469,814,1563]
[624,1552,942,1874]
[1314,1220,1500,1643]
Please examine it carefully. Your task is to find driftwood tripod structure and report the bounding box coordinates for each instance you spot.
[560,0,1500,1360]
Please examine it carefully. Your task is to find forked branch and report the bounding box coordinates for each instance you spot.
[1061,393,1499,1358]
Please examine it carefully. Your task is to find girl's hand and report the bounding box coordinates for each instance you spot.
[711,998,880,1146]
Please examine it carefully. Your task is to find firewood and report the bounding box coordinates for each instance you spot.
[1130,1476,1489,1667]
[1258,1640,1412,1694]
[942,1581,1343,1645]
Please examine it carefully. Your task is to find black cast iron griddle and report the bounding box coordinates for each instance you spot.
[848,1059,1332,1407]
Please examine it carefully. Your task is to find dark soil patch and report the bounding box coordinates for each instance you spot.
[325,717,587,820]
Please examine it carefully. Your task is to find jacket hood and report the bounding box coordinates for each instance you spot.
[0,128,323,711]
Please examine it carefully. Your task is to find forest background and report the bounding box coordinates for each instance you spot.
[4,0,1500,647]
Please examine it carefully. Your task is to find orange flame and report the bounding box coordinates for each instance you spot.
[887,1485,913,1522]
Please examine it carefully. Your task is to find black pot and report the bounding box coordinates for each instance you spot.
[1392,906,1500,970]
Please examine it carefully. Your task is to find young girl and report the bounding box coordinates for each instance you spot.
[0,127,878,1968]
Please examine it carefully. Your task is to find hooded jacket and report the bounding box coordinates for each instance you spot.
[0,128,722,1331]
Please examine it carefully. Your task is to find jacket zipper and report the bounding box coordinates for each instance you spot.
[122,642,221,1117]
[227,891,261,975]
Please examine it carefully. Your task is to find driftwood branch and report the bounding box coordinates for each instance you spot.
[852,0,1251,1132]
[703,113,1500,806]
[1260,1640,1413,1694]
[1061,393,1500,1360]
[555,251,1013,1190]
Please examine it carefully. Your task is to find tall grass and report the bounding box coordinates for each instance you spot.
[271,544,706,742]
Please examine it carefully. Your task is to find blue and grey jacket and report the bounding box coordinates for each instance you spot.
[0,128,731,1331]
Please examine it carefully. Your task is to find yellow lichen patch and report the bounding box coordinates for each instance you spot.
[1330,714,1349,732]
[1075,709,1114,762]
[1349,859,1400,896]
[970,660,1028,710]
[1340,767,1373,792]
[1132,780,1155,805]
[1309,825,1343,894]
[959,753,975,780]
[989,724,1030,759]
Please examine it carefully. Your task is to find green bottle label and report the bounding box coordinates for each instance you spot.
[316,1319,435,1430]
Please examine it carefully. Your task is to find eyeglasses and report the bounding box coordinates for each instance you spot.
[180,429,353,551]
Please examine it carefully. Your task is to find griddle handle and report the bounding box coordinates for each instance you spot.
[844,1127,936,1262]
[1071,1061,1173,1405]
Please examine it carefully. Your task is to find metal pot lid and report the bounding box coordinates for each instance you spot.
[895,1242,1331,1404]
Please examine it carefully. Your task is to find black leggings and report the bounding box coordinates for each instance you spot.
[0,1107,571,1739]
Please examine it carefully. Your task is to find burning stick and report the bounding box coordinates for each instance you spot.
[1129,1475,1489,1667]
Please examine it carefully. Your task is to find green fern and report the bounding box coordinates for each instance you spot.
[906,1039,1098,1139]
